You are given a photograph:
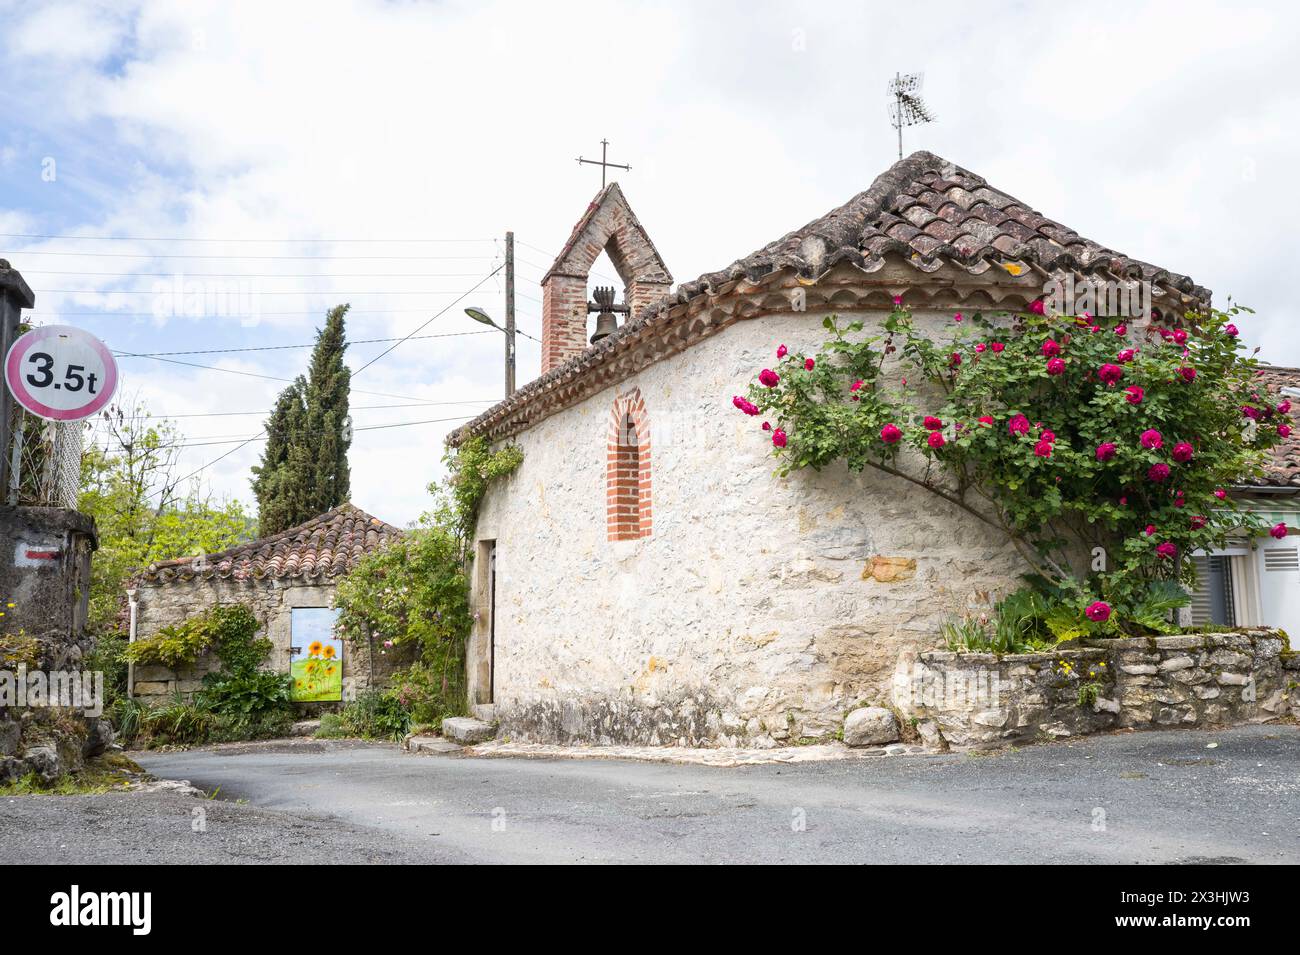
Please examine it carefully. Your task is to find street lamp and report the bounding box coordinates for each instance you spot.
[465,305,516,397]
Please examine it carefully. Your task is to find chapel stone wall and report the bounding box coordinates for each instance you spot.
[470,308,1030,745]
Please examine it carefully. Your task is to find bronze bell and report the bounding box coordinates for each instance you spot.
[588,285,625,344]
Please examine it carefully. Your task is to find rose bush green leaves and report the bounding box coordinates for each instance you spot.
[743,303,1285,636]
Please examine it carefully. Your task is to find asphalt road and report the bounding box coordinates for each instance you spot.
[4,724,1299,864]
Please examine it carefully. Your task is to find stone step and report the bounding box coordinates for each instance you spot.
[405,735,463,755]
[441,717,496,745]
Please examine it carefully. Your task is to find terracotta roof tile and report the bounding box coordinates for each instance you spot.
[1253,366,1300,488]
[138,503,402,584]
[451,150,1211,446]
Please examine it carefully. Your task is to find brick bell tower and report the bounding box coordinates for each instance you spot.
[539,182,673,374]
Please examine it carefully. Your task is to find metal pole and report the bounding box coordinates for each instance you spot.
[505,231,516,397]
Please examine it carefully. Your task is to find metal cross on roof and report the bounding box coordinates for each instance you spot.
[576,138,631,188]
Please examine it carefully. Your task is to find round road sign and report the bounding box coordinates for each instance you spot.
[4,325,118,422]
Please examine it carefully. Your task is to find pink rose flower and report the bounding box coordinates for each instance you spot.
[1148,463,1171,482]
[850,380,863,393]
[1225,324,1239,337]
[772,428,788,448]
[1144,524,1156,536]
[892,295,903,306]
[1214,488,1227,500]
[1278,400,1292,414]
[928,431,946,449]
[1190,515,1207,530]
[1172,442,1194,463]
[974,342,986,353]
[1280,424,1293,438]
[759,368,780,388]
[732,395,759,416]
[1041,339,1061,357]
[1178,366,1197,382]
[1125,386,1144,405]
[1029,299,1046,316]
[1033,439,1052,458]
[880,424,902,444]
[1140,429,1163,450]
[978,415,994,426]
[1242,405,1260,420]
[1172,329,1188,345]
[923,416,943,431]
[776,344,788,358]
[1156,541,1178,560]
[1085,601,1111,622]
[1116,348,1135,363]
[1095,442,1117,462]
[1008,414,1031,437]
[1098,363,1123,385]
[1270,522,1289,540]
[762,421,771,431]
[1046,357,1066,375]
[804,357,815,371]
[950,352,962,367]
[991,342,1005,353]
[1114,324,1127,336]
[953,312,963,323]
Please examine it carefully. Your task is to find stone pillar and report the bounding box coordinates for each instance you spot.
[541,273,589,374]
[0,261,35,494]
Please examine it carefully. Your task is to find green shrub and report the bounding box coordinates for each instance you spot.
[198,670,291,720]
[86,630,129,704]
[315,690,411,741]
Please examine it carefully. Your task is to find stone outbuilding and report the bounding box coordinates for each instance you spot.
[127,503,406,702]
[450,150,1300,747]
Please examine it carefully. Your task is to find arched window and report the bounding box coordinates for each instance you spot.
[607,388,652,541]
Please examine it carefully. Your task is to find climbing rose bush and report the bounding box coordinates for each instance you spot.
[739,302,1287,634]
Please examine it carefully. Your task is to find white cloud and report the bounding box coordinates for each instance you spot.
[4,0,1299,524]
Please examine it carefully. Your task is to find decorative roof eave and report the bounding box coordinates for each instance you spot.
[450,255,1194,448]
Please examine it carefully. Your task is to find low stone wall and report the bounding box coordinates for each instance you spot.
[892,629,1296,750]
[129,577,414,704]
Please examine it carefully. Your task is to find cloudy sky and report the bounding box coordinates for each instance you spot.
[1,0,1297,526]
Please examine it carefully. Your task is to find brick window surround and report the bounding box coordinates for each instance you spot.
[606,388,652,541]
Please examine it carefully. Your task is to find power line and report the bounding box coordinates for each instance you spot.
[352,267,503,376]
[92,414,475,454]
[35,288,501,295]
[154,267,504,494]
[112,350,467,403]
[114,329,494,357]
[25,270,501,278]
[154,400,495,419]
[2,232,494,243]
[9,250,496,260]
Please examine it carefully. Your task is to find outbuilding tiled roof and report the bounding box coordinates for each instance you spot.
[138,503,401,583]
[1254,366,1300,488]
[451,150,1208,446]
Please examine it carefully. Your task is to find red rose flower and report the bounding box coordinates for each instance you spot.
[880,424,902,444]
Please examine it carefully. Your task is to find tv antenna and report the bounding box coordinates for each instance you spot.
[888,72,935,159]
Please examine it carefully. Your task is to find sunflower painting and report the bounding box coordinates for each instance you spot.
[289,607,343,702]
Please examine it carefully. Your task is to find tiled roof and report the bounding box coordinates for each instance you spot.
[1254,366,1300,488]
[451,150,1207,445]
[138,503,401,584]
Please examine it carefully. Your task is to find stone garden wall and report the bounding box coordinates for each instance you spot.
[129,577,414,704]
[891,629,1296,750]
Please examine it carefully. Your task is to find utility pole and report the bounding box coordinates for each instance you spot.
[504,231,516,396]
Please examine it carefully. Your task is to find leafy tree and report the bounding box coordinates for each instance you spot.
[251,305,352,534]
[79,400,252,659]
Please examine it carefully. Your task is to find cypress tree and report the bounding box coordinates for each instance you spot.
[250,305,352,535]
[302,304,352,514]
